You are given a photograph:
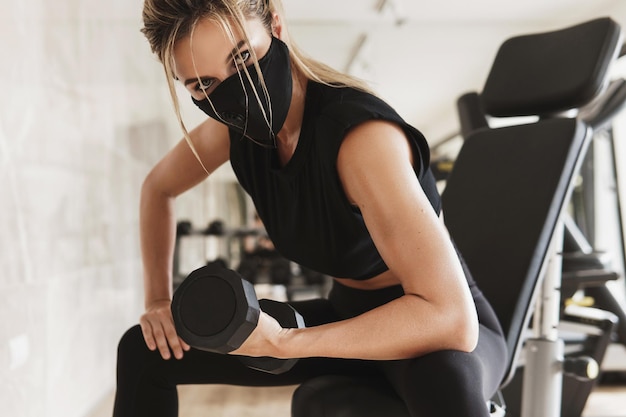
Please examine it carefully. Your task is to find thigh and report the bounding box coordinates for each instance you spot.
[378,323,507,417]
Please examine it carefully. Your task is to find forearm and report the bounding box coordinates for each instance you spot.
[140,178,177,307]
[279,294,478,361]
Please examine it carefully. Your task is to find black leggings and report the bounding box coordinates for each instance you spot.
[113,281,507,417]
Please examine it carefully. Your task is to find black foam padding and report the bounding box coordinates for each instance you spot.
[481,17,621,117]
[441,117,590,387]
[457,92,489,140]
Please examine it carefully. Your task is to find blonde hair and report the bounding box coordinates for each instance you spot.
[141,0,372,171]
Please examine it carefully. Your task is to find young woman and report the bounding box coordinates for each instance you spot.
[113,1,508,415]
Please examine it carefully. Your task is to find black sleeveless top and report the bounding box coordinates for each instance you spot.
[229,81,441,280]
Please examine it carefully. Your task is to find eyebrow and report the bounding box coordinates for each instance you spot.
[182,40,247,87]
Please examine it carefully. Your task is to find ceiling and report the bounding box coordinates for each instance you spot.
[280,0,626,146]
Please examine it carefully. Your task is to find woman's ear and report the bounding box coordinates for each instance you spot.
[271,12,282,38]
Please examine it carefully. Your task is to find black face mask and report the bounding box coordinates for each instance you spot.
[192,36,293,148]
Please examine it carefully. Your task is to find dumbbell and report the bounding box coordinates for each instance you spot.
[171,263,305,374]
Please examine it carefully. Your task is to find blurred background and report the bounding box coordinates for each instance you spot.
[2,1,626,416]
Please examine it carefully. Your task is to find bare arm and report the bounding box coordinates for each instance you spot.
[139,118,230,360]
[273,120,479,360]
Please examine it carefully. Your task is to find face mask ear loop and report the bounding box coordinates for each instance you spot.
[237,64,277,148]
[238,44,276,147]
[249,62,275,146]
[229,51,250,143]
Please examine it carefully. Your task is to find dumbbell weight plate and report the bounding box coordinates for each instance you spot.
[172,264,260,354]
[238,298,305,374]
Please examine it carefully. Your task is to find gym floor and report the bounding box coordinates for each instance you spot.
[88,382,626,417]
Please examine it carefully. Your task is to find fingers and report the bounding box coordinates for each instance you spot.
[140,304,188,360]
[179,337,191,352]
[139,317,158,351]
[163,318,186,359]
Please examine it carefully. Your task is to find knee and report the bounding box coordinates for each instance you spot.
[116,324,152,371]
[390,351,490,416]
[423,349,475,371]
[405,350,483,394]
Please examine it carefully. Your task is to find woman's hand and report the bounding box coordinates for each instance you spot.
[140,299,191,360]
[230,311,289,358]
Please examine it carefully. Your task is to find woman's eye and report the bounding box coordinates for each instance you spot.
[233,50,251,68]
[195,78,214,93]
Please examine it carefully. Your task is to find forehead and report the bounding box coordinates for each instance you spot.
[172,17,269,81]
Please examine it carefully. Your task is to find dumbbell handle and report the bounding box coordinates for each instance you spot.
[238,299,305,374]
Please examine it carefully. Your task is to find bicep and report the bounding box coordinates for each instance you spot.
[146,117,230,197]
[336,121,465,300]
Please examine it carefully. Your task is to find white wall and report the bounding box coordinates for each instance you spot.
[0,1,229,416]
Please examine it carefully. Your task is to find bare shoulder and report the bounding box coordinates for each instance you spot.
[337,119,416,206]
[339,120,412,161]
